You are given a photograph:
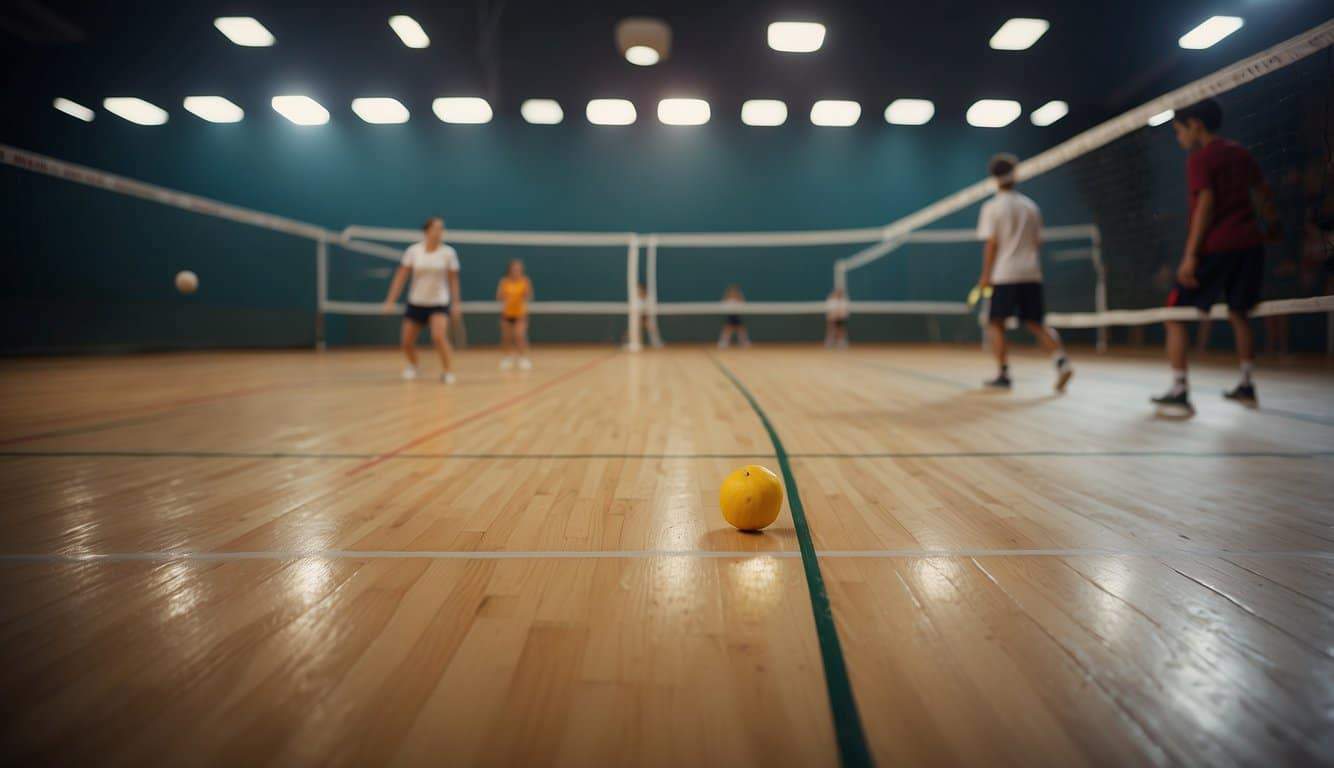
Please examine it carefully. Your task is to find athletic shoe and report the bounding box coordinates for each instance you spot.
[442,372,456,385]
[402,366,419,381]
[1223,383,1258,407]
[1055,366,1074,393]
[518,357,532,370]
[1151,390,1195,417]
[499,357,514,371]
[983,375,1012,389]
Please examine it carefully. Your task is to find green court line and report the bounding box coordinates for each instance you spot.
[711,356,873,768]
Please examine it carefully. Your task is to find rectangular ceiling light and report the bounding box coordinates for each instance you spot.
[271,95,329,125]
[810,100,861,127]
[520,99,564,125]
[53,97,94,122]
[432,97,493,124]
[1147,109,1175,127]
[388,15,429,48]
[213,17,275,47]
[103,97,168,125]
[658,98,710,126]
[741,99,787,126]
[768,22,825,53]
[183,96,244,123]
[586,99,636,126]
[966,99,1021,127]
[989,18,1049,50]
[1029,100,1068,127]
[352,97,409,124]
[1178,16,1243,49]
[884,98,934,125]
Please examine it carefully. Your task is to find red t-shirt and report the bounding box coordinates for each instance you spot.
[1186,138,1263,253]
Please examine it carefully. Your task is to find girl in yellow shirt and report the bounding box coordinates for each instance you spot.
[496,259,534,369]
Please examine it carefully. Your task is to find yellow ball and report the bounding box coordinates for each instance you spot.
[719,465,784,531]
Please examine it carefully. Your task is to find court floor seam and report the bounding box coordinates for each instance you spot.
[6,449,1329,461]
[711,354,874,768]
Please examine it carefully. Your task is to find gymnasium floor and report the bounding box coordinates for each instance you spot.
[1,345,1331,766]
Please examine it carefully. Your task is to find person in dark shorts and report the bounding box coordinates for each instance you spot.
[383,216,462,384]
[976,153,1072,391]
[1153,99,1279,415]
[717,285,751,348]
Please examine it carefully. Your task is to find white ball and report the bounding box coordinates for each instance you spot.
[175,270,199,295]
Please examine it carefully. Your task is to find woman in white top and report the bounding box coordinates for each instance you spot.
[383,217,462,383]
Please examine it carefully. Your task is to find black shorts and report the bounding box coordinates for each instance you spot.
[1167,246,1264,313]
[726,315,744,327]
[502,315,523,325]
[832,318,847,328]
[988,282,1045,323]
[404,303,449,324]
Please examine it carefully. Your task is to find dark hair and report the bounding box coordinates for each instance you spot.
[422,216,444,231]
[988,153,1018,180]
[1174,99,1222,132]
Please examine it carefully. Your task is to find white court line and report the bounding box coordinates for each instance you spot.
[1,548,1330,563]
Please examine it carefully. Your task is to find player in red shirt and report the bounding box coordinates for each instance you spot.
[1152,98,1278,416]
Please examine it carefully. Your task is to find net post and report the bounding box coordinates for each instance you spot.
[646,235,663,347]
[315,237,328,351]
[626,234,642,352]
[1090,227,1108,353]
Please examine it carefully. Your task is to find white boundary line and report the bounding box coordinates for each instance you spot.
[3,548,1330,563]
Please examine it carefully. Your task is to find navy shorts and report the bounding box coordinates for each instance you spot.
[988,282,1045,323]
[404,303,450,324]
[725,315,744,327]
[1167,246,1264,313]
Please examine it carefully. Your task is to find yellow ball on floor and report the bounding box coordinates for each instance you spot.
[719,465,784,531]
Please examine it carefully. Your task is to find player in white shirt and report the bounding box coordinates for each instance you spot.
[824,288,850,348]
[976,154,1072,391]
[383,217,462,384]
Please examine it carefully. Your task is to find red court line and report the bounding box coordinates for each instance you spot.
[0,381,305,446]
[344,353,618,477]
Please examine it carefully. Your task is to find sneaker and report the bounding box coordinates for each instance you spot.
[401,366,419,381]
[983,375,1012,390]
[518,357,532,370]
[499,357,514,371]
[1055,366,1074,393]
[1223,384,1258,407]
[442,372,456,385]
[1151,390,1195,417]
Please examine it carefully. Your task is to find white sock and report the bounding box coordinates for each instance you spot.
[1170,369,1188,396]
[1239,361,1254,385]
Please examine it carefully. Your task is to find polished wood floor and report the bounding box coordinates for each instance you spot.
[1,345,1331,766]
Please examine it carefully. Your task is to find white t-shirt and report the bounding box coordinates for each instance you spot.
[977,190,1043,284]
[401,242,460,306]
[826,297,849,320]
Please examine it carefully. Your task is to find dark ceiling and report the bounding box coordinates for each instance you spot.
[3,1,1331,137]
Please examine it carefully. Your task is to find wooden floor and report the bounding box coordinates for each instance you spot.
[1,345,1331,767]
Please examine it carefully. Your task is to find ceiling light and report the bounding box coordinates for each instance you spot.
[103,97,168,125]
[741,99,787,126]
[768,22,825,53]
[352,98,409,124]
[432,97,493,124]
[183,96,244,123]
[658,98,710,126]
[884,98,935,125]
[521,99,564,125]
[388,15,429,48]
[989,18,1049,50]
[1147,109,1175,127]
[213,17,275,47]
[586,99,636,126]
[810,100,860,127]
[53,98,94,122]
[966,99,1021,128]
[625,45,660,66]
[271,95,329,126]
[1179,16,1243,50]
[1029,100,1068,127]
[615,18,670,65]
